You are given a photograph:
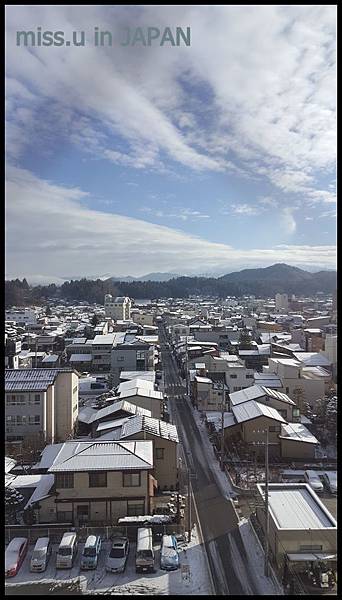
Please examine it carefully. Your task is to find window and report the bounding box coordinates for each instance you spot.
[123,471,141,487]
[155,448,164,460]
[73,386,78,394]
[56,472,74,488]
[34,394,41,403]
[233,386,242,391]
[89,472,107,487]
[230,374,237,379]
[246,374,254,379]
[136,350,145,361]
[57,511,73,523]
[28,415,40,425]
[117,357,125,362]
[286,387,289,394]
[269,425,281,433]
[293,408,300,417]
[127,500,145,516]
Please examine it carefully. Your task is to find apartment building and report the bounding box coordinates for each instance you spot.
[5,308,39,326]
[92,333,116,372]
[111,332,157,385]
[104,295,131,320]
[5,368,79,444]
[275,293,289,312]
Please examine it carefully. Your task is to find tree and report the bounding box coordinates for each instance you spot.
[5,487,24,524]
[238,327,252,350]
[91,313,99,327]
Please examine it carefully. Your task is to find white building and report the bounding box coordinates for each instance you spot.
[104,295,131,320]
[275,293,289,312]
[5,308,39,325]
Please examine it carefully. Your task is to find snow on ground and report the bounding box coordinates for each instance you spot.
[5,525,211,595]
[238,518,284,596]
[191,404,236,499]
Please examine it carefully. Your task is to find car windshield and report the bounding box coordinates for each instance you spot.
[83,548,96,557]
[138,550,152,559]
[58,547,71,556]
[32,549,46,559]
[110,547,125,558]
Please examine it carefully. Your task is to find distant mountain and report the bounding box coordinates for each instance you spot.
[108,272,180,282]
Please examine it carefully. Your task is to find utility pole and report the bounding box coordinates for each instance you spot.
[220,402,225,471]
[185,336,189,398]
[264,428,270,577]
[187,465,192,542]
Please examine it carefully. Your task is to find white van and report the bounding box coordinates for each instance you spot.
[30,537,52,572]
[135,528,155,573]
[56,532,78,569]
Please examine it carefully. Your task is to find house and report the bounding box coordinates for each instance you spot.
[279,422,319,459]
[5,368,79,444]
[229,385,299,422]
[192,372,229,411]
[255,483,337,571]
[111,332,158,385]
[92,334,116,372]
[97,415,179,491]
[36,440,155,525]
[78,399,152,436]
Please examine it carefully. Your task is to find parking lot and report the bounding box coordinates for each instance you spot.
[5,526,211,595]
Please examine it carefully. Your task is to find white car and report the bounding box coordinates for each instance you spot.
[322,471,337,494]
[106,537,129,573]
[304,470,324,493]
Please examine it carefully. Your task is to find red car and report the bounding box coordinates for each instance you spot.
[5,537,28,577]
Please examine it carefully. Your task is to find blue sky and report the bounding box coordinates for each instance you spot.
[5,5,336,283]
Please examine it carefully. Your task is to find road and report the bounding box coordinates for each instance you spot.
[159,324,260,596]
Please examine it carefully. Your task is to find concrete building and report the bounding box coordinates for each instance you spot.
[105,295,131,320]
[5,368,78,444]
[111,332,158,385]
[92,334,116,372]
[5,308,39,326]
[275,293,289,312]
[256,483,337,571]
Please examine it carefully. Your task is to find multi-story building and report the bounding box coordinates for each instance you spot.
[111,332,157,385]
[275,293,289,312]
[5,368,79,444]
[5,308,39,326]
[92,334,115,372]
[104,295,131,320]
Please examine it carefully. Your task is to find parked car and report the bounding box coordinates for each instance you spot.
[160,534,179,571]
[5,537,28,577]
[56,532,78,569]
[80,535,102,570]
[135,528,155,573]
[30,537,52,572]
[321,471,337,494]
[106,537,129,573]
[304,470,324,493]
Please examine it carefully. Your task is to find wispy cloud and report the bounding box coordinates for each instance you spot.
[6,167,336,281]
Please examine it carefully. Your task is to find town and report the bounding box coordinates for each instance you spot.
[5,284,337,595]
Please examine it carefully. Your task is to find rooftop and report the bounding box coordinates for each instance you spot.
[257,483,337,529]
[232,400,287,424]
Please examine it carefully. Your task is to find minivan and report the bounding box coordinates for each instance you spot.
[135,528,155,573]
[56,532,78,569]
[80,535,101,570]
[30,537,52,572]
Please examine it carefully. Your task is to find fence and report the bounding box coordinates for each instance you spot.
[5,522,185,545]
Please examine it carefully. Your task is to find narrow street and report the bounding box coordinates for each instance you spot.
[159,324,260,596]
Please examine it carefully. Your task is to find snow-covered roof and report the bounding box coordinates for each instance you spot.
[41,354,59,363]
[279,423,319,444]
[31,443,64,471]
[229,384,294,406]
[24,474,55,509]
[93,334,115,345]
[87,400,152,424]
[5,368,61,391]
[121,415,179,442]
[253,373,282,388]
[292,352,332,366]
[119,388,163,401]
[119,371,155,382]
[257,484,336,529]
[5,457,16,474]
[96,417,130,433]
[232,400,287,424]
[195,376,212,384]
[205,412,236,430]
[70,354,93,362]
[118,378,154,394]
[48,440,154,472]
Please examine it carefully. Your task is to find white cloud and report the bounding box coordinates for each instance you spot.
[5,168,336,280]
[280,208,297,235]
[5,4,336,204]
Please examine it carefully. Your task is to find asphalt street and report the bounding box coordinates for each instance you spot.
[159,324,260,596]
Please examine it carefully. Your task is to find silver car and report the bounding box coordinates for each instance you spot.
[106,537,129,573]
[322,471,337,494]
[160,535,179,571]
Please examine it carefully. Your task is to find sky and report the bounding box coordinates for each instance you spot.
[5,5,337,284]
